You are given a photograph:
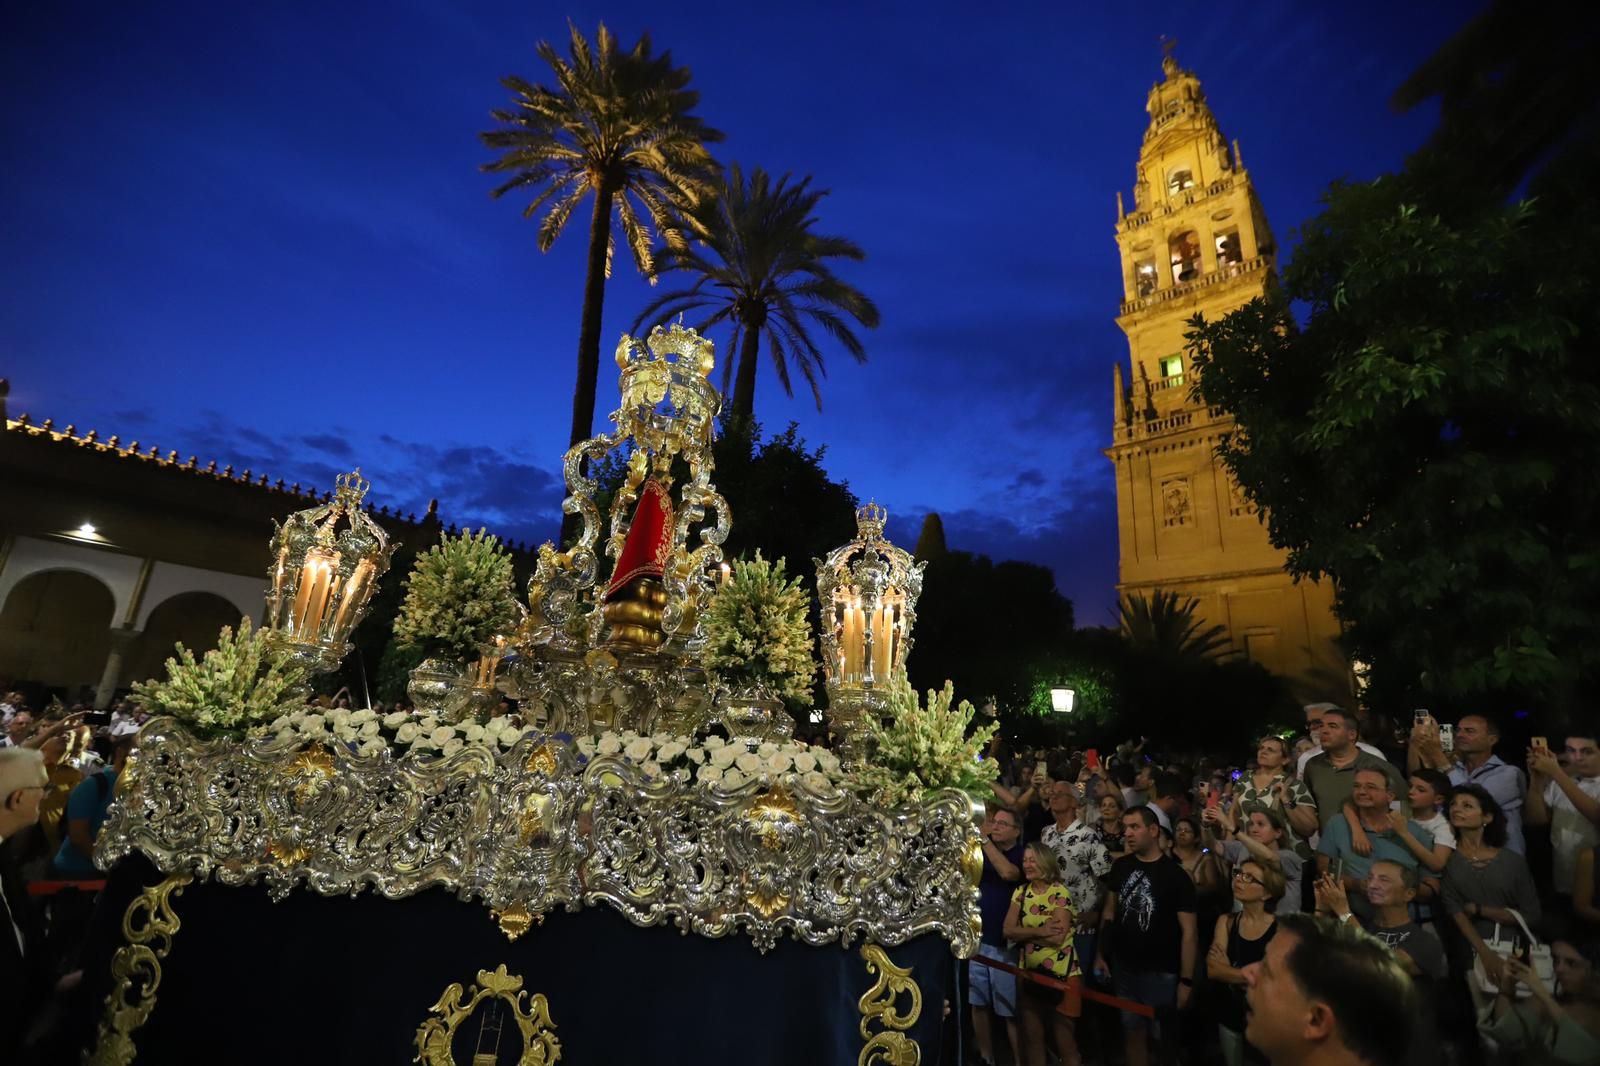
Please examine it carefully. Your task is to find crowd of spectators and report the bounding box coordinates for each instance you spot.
[965,708,1600,1066]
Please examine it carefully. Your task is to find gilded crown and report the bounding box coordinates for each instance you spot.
[334,469,371,503]
[855,501,887,540]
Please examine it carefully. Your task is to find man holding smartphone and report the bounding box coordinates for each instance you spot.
[1526,730,1600,903]
[969,806,1024,1066]
[1408,713,1527,855]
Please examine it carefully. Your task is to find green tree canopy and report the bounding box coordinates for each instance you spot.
[1118,590,1232,663]
[1187,133,1600,716]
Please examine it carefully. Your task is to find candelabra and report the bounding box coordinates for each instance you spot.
[814,503,925,763]
[263,470,396,673]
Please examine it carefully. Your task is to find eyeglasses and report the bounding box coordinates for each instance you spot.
[1233,869,1262,886]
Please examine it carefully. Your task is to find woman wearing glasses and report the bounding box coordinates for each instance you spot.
[1206,858,1287,1066]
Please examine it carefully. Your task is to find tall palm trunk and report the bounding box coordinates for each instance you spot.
[729,312,763,429]
[561,185,615,546]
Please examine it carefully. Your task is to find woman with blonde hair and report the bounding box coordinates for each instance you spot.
[1003,842,1081,1066]
[1207,858,1287,1066]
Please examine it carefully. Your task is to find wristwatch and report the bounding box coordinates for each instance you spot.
[1337,912,1354,924]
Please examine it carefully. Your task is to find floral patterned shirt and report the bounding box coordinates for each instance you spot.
[1041,818,1112,916]
[1011,881,1079,978]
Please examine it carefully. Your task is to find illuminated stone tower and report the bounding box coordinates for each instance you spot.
[1107,51,1349,702]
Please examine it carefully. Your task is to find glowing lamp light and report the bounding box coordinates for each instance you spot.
[77,522,97,537]
[1050,687,1076,714]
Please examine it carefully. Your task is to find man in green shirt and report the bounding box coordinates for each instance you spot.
[1300,707,1406,829]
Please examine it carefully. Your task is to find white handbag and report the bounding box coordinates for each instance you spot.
[1472,909,1553,998]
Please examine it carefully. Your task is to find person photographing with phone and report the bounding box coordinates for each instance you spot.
[969,806,1024,1066]
[1409,712,1528,856]
[1526,730,1600,909]
[1480,936,1600,1065]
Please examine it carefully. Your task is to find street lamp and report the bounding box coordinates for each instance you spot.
[1050,687,1076,714]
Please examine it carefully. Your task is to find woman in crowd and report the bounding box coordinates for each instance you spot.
[1207,858,1286,1066]
[1481,938,1600,1065]
[1442,784,1541,993]
[1003,842,1081,1066]
[1203,804,1305,914]
[1096,792,1126,858]
[1174,815,1226,896]
[1234,735,1318,858]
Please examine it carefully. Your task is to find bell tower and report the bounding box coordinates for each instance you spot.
[1107,50,1349,702]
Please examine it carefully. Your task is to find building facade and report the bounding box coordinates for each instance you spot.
[1106,54,1350,703]
[0,379,536,708]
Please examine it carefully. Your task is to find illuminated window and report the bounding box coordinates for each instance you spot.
[1160,355,1183,385]
[1169,230,1201,283]
[1135,259,1158,296]
[1215,228,1242,265]
[1167,168,1195,196]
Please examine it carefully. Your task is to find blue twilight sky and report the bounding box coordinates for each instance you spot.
[2,1,1464,623]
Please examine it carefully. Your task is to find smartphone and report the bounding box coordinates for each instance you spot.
[1085,749,1100,771]
[1413,709,1429,725]
[1332,857,1345,881]
[1532,737,1548,753]
[1438,724,1454,753]
[1035,759,1048,778]
[1206,789,1220,810]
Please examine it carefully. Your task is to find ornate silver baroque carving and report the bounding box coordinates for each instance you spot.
[98,720,981,956]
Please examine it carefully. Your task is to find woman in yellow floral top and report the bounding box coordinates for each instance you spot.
[1003,842,1082,1066]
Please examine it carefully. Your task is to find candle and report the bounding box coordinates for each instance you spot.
[288,566,313,634]
[298,552,336,634]
[719,562,731,588]
[873,604,892,679]
[331,559,374,637]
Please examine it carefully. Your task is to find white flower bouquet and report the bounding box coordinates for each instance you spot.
[851,678,998,805]
[392,529,521,664]
[702,552,816,705]
[132,617,311,738]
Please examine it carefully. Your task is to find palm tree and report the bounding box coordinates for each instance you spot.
[481,22,723,459]
[1118,590,1233,662]
[629,164,879,426]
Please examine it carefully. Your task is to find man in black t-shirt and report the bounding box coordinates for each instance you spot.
[1094,806,1197,1066]
[970,806,1024,1066]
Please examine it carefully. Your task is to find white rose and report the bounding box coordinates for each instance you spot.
[274,730,294,746]
[463,723,486,743]
[359,720,381,738]
[642,760,662,780]
[765,752,792,774]
[817,752,841,775]
[720,768,745,789]
[415,716,439,733]
[430,726,456,746]
[383,711,409,729]
[735,751,764,774]
[269,715,291,731]
[395,723,420,744]
[802,770,833,793]
[411,734,434,750]
[711,745,739,768]
[684,747,705,764]
[793,752,817,774]
[359,739,386,757]
[704,736,725,750]
[597,735,622,756]
[501,722,528,745]
[757,742,779,758]
[696,764,722,785]
[650,732,672,746]
[624,738,654,763]
[620,729,639,742]
[333,724,357,741]
[442,738,465,757]
[301,713,324,732]
[349,708,376,725]
[576,736,597,757]
[657,741,686,763]
[288,711,305,726]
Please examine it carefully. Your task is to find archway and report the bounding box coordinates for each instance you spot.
[0,570,115,692]
[124,591,244,687]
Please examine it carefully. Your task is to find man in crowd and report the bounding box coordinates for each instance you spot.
[1242,912,1418,1066]
[0,748,50,1061]
[1315,862,1447,980]
[969,805,1023,1066]
[1094,806,1196,1066]
[1041,781,1112,968]
[1409,713,1527,855]
[1301,708,1407,831]
[1147,771,1185,832]
[1316,767,1435,919]
[1295,703,1388,780]
[1,710,34,748]
[1526,729,1600,904]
